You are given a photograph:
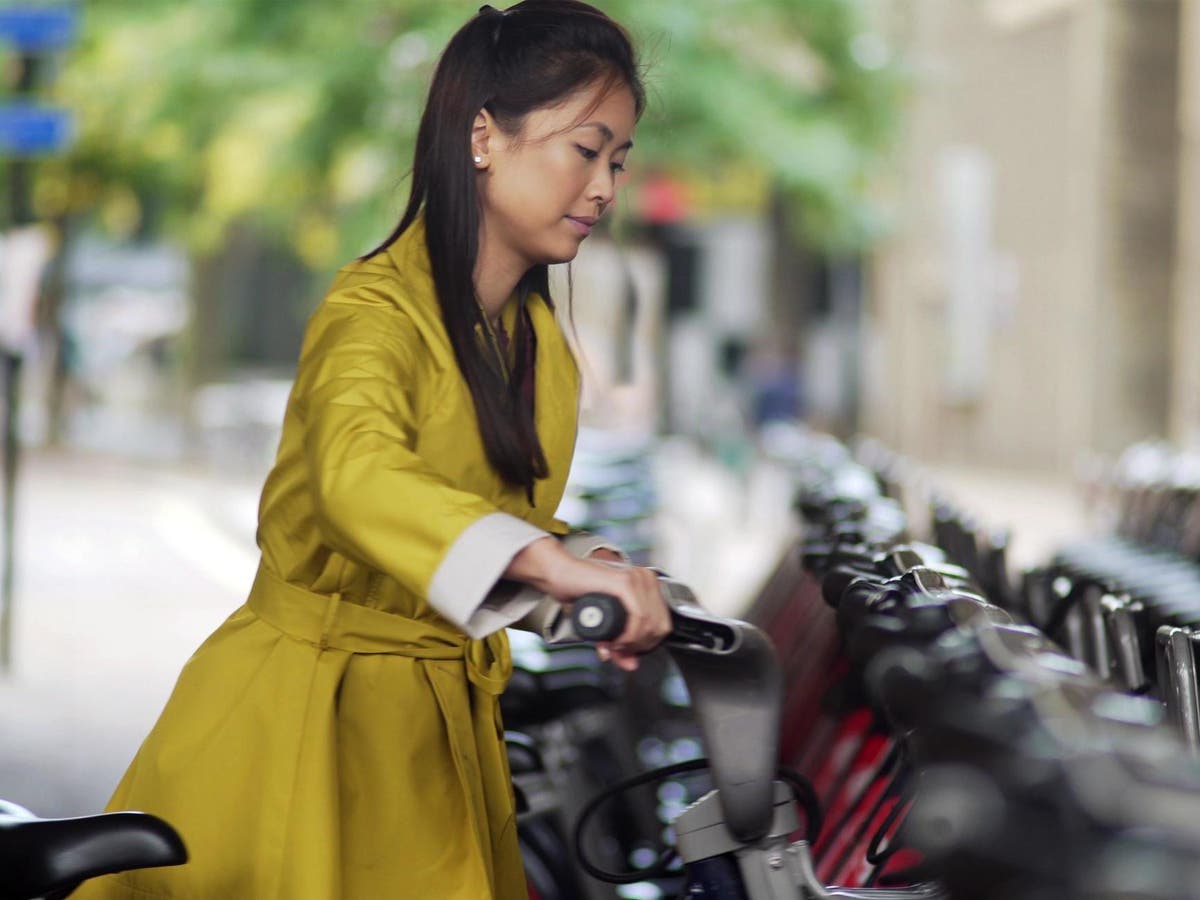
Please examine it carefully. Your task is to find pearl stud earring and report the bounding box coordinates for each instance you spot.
[473,156,483,164]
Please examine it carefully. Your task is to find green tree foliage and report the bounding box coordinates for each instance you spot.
[43,0,903,266]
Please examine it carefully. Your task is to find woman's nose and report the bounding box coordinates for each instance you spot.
[587,170,616,210]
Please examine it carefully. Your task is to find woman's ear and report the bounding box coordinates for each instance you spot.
[471,110,495,169]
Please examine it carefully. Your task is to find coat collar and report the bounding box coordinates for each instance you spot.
[380,214,564,367]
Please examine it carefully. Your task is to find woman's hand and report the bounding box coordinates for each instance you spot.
[505,538,670,670]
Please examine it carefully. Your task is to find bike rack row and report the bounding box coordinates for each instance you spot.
[1018,443,1200,754]
[751,428,1200,899]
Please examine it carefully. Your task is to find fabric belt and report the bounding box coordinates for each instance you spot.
[247,563,511,695]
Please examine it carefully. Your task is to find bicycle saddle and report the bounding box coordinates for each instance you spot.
[499,663,618,727]
[0,802,186,900]
[504,732,545,776]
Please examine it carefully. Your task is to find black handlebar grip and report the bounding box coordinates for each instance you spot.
[572,593,627,642]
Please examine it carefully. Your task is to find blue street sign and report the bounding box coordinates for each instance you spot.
[0,103,72,155]
[0,6,77,52]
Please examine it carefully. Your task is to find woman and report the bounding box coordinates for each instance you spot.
[77,3,669,897]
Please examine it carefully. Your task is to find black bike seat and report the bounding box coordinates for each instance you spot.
[504,732,545,776]
[0,807,187,900]
[501,665,618,727]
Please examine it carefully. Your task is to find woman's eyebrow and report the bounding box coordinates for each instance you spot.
[578,121,634,150]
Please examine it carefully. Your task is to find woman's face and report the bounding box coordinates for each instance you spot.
[474,79,637,270]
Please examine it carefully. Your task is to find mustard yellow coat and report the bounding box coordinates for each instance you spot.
[75,220,580,899]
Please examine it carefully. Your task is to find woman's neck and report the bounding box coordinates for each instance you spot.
[473,225,529,325]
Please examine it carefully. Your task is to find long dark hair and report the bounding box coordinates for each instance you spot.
[364,1,645,499]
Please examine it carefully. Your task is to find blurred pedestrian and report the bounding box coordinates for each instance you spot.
[75,3,669,898]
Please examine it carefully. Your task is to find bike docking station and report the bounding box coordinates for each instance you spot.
[642,585,800,898]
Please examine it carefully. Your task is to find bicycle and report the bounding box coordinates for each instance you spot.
[565,581,947,899]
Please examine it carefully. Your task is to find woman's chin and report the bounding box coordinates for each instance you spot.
[536,245,582,266]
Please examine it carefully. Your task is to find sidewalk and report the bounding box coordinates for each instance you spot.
[915,462,1093,571]
[0,450,260,817]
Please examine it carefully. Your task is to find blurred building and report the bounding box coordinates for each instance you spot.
[864,0,1200,470]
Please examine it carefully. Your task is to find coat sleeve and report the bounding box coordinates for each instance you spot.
[298,301,550,638]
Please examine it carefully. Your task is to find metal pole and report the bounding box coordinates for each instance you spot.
[7,52,38,225]
[0,352,21,670]
[0,51,39,671]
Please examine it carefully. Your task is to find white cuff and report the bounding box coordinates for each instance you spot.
[427,512,549,639]
[559,531,631,563]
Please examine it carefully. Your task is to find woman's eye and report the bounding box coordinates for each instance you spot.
[611,162,627,174]
[575,144,600,161]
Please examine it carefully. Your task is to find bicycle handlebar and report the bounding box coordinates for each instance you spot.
[571,588,743,654]
[571,593,627,641]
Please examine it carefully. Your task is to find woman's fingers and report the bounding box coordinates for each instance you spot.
[595,642,638,670]
[647,568,672,637]
[608,647,641,672]
[613,571,644,651]
[613,566,669,653]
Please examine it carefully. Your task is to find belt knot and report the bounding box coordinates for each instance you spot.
[247,564,510,693]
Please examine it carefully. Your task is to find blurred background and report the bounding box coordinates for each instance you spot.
[0,0,1196,820]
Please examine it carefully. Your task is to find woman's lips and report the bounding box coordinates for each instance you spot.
[566,216,595,236]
